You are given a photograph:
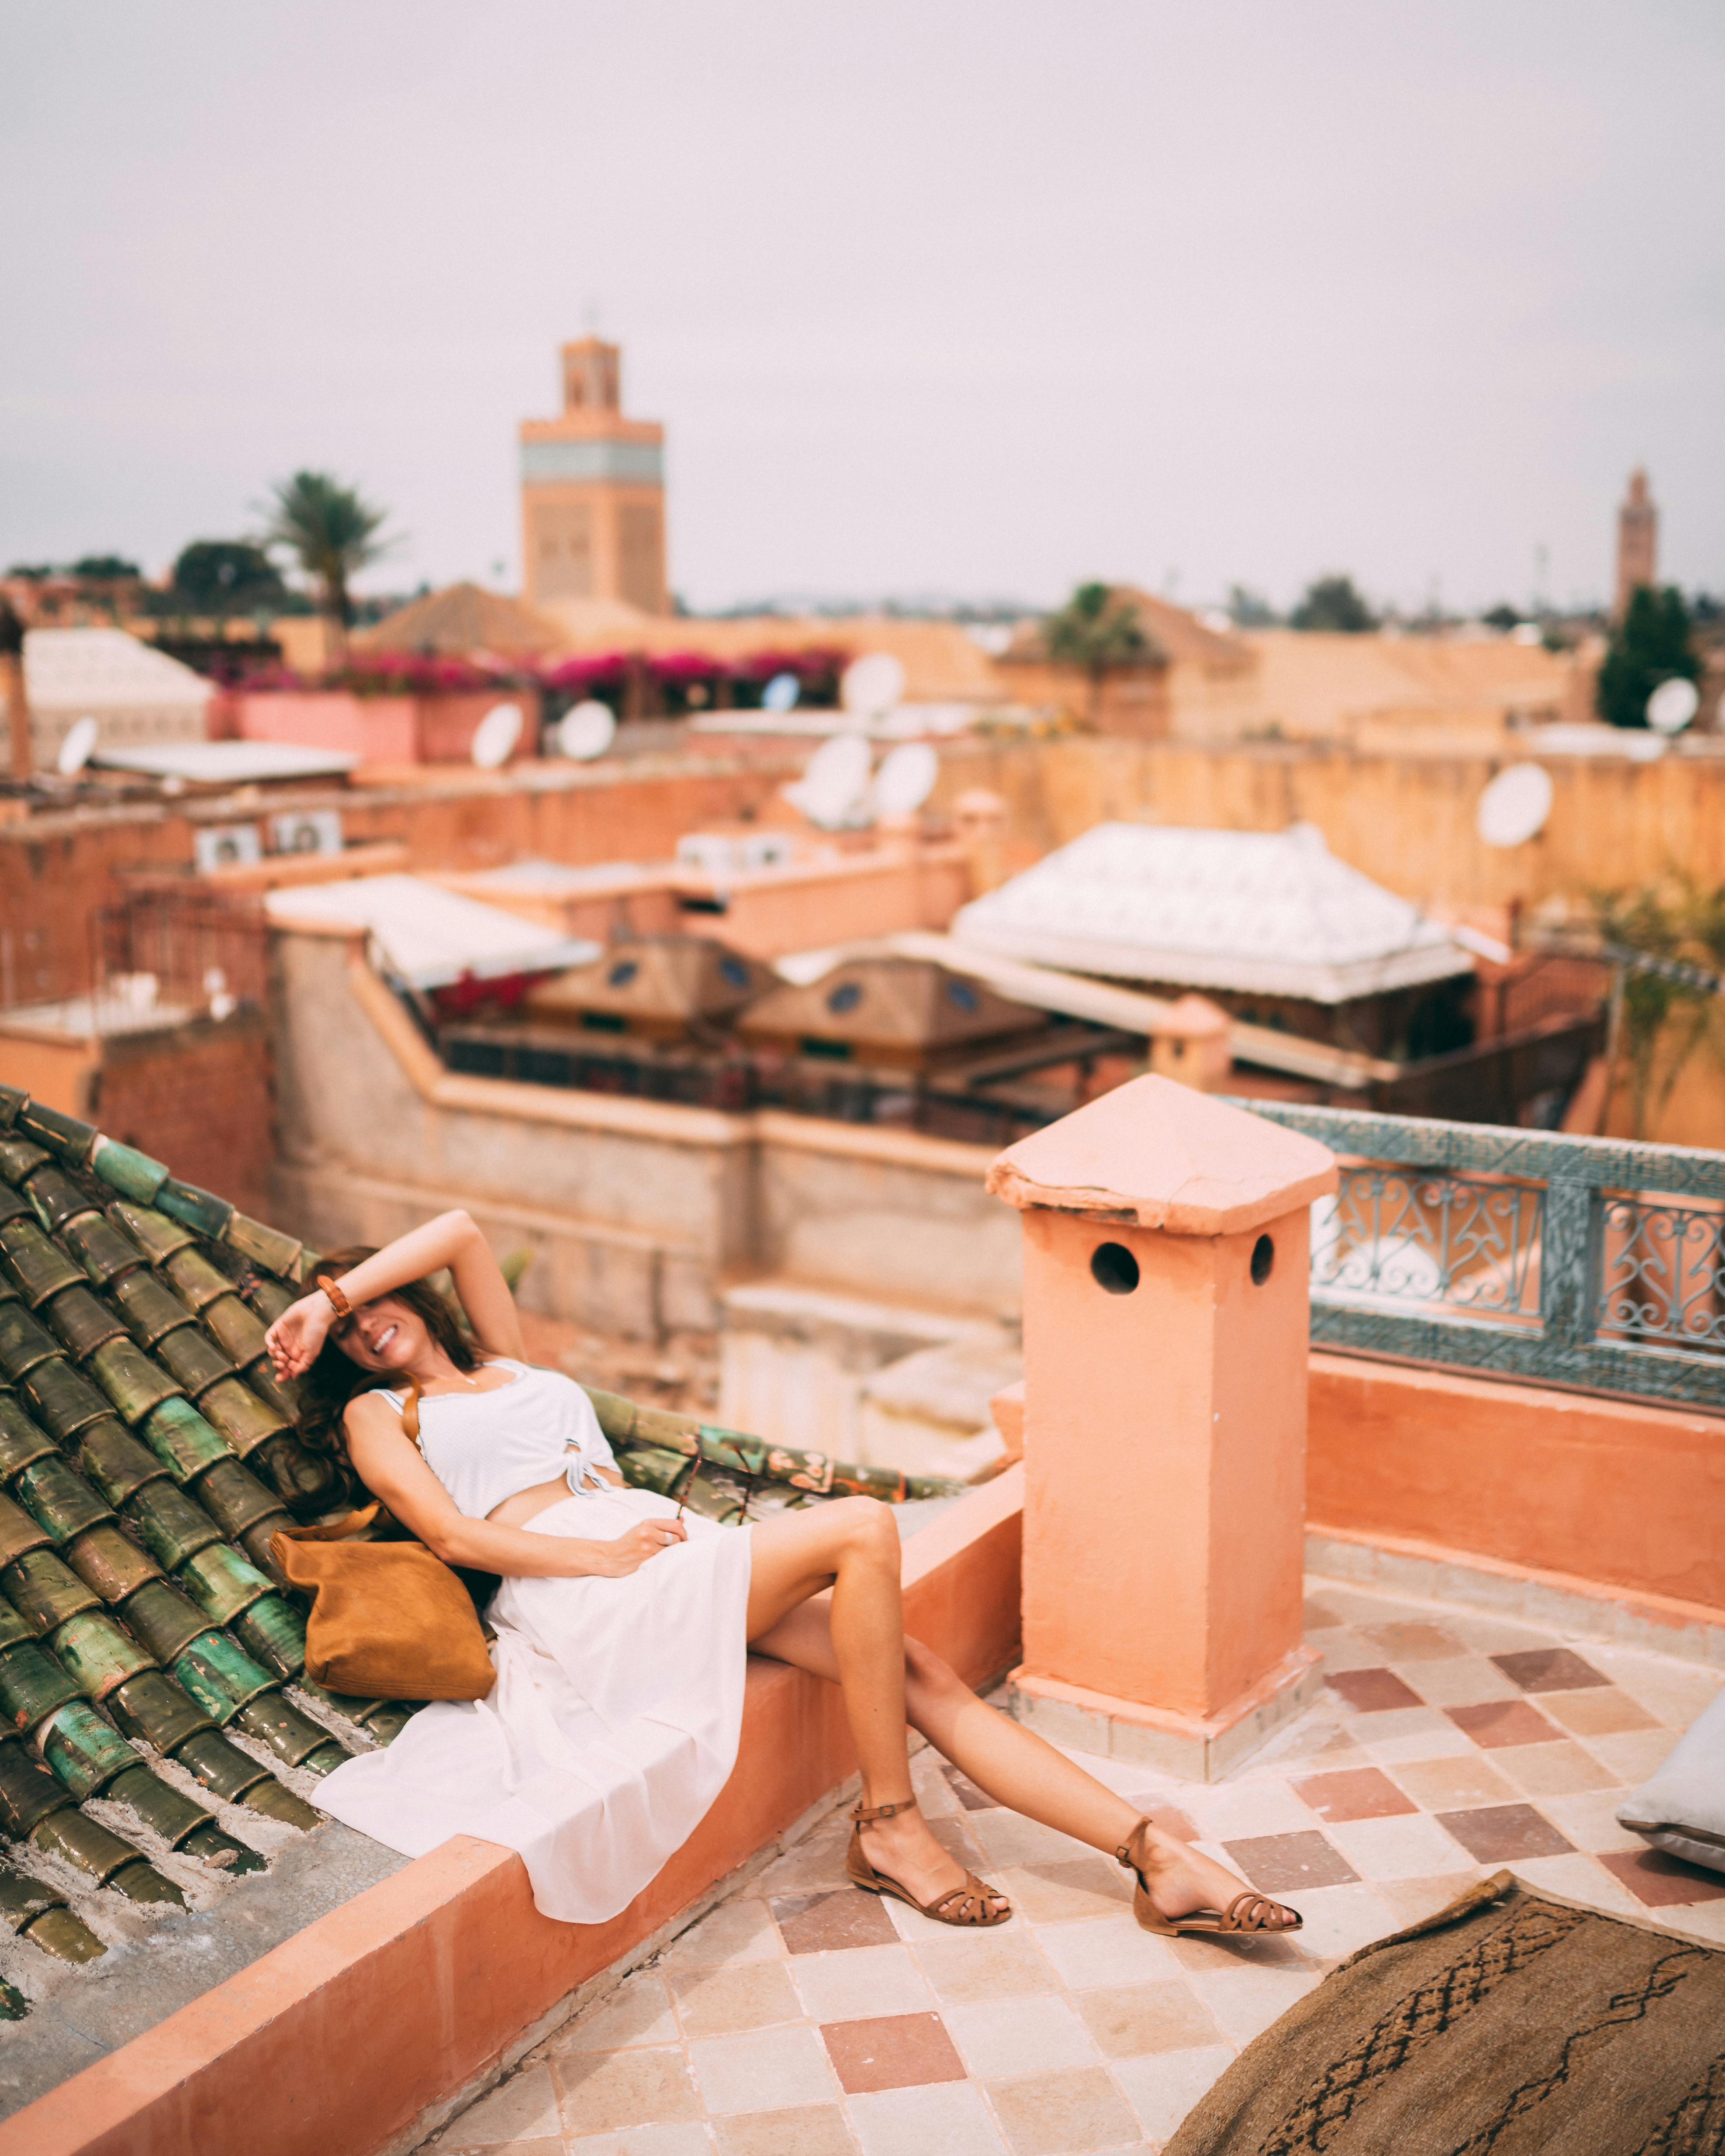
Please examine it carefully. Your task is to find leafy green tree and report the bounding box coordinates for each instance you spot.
[1596,585,1700,729]
[169,541,287,616]
[70,554,141,580]
[1290,574,1377,632]
[1594,878,1725,1137]
[1482,602,1522,631]
[1043,582,1152,716]
[261,470,391,638]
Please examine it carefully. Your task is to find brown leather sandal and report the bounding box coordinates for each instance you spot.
[1116,1817,1301,1938]
[846,1800,1011,1927]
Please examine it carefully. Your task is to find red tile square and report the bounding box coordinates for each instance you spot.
[820,2012,967,2094]
[771,1890,899,1954]
[1293,1768,1419,1824]
[1221,1831,1360,1893]
[1445,1700,1563,1749]
[1490,1648,1609,1693]
[1327,1667,1424,1713]
[1599,1849,1725,1908]
[1437,1804,1575,1863]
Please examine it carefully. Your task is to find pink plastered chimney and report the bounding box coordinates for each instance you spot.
[986,1075,1338,1778]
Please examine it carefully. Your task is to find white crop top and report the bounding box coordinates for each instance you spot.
[378,1359,618,1520]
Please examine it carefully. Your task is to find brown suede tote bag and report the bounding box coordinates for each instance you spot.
[271,1502,498,1703]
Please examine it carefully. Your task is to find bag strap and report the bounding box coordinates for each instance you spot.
[277,1500,384,1545]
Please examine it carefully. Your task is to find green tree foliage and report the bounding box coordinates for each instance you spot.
[169,541,287,616]
[1290,574,1377,633]
[1594,878,1725,1137]
[262,471,391,631]
[1043,582,1152,715]
[1482,603,1523,631]
[69,554,141,580]
[1595,585,1700,729]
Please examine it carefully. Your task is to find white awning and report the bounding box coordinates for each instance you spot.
[93,742,359,783]
[265,874,599,990]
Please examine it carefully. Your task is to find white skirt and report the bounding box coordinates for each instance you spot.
[315,1487,755,1924]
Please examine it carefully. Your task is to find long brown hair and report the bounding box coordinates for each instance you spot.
[294,1247,480,1468]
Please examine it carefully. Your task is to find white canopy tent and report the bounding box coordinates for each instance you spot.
[953,822,1469,1005]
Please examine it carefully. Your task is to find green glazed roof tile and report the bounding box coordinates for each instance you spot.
[153,1180,234,1240]
[15,1103,98,1164]
[0,1079,962,1967]
[88,1138,170,1206]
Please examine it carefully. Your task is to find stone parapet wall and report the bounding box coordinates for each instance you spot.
[1307,1351,1725,1628]
[269,932,1020,1339]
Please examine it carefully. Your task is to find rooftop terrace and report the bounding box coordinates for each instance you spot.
[415,1572,1724,2156]
[0,1037,1720,2155]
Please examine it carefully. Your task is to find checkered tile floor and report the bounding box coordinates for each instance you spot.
[420,1580,1725,2156]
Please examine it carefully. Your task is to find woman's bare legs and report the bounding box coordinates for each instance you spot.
[745,1496,999,1912]
[746,1500,1295,1926]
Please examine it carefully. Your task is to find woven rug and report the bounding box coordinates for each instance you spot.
[1164,1872,1725,2156]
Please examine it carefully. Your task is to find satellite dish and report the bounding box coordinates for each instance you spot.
[761,671,801,714]
[1646,678,1700,736]
[1476,763,1553,848]
[56,716,98,777]
[471,702,523,770]
[555,699,617,761]
[841,652,906,720]
[785,733,872,829]
[871,742,938,820]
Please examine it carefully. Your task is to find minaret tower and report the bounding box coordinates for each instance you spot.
[1614,467,1657,618]
[519,339,668,616]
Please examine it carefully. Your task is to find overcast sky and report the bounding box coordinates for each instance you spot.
[3,3,1721,615]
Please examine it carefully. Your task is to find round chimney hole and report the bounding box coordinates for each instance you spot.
[1250,1234,1274,1285]
[1091,1242,1140,1295]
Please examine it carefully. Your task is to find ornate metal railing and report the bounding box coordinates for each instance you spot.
[1232,1100,1725,1412]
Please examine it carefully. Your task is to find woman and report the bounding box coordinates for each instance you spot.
[265,1210,1300,1938]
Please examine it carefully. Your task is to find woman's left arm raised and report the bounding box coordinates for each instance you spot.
[266,1210,524,1380]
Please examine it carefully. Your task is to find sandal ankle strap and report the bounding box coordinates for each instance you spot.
[851,1799,914,1824]
[1115,1816,1152,1870]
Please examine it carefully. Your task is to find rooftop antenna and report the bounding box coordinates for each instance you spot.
[1646,678,1699,736]
[785,733,873,829]
[555,699,617,760]
[1476,763,1552,848]
[471,702,524,770]
[56,714,98,778]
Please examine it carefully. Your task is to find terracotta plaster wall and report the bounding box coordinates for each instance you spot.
[928,736,1725,913]
[271,935,749,1261]
[751,1117,1021,1317]
[1307,1353,1725,1620]
[0,755,808,1003]
[0,1475,1022,2156]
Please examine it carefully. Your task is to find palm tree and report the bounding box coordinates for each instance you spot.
[1043,582,1152,718]
[262,471,391,650]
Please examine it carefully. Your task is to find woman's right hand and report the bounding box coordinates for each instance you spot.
[595,1517,688,1577]
[265,1291,336,1382]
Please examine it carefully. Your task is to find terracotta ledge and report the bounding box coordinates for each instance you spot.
[0,1472,1023,2156]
